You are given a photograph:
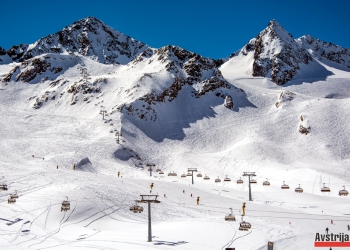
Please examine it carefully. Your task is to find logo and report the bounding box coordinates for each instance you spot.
[314,233,350,247]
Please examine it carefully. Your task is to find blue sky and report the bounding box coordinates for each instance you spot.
[1,0,349,59]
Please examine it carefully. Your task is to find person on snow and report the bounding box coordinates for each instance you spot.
[196,196,200,205]
[150,183,154,189]
[325,227,329,235]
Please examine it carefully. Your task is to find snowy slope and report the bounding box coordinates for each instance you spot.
[1,17,350,250]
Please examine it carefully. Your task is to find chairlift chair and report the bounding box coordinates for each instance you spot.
[197,172,202,178]
[156,168,161,172]
[237,177,243,184]
[130,202,144,213]
[138,162,143,166]
[168,172,173,176]
[0,184,8,191]
[224,175,231,182]
[204,175,210,180]
[181,173,186,178]
[172,172,177,176]
[250,179,257,184]
[225,208,236,221]
[187,172,192,176]
[159,171,164,174]
[8,197,16,204]
[61,196,70,212]
[10,190,18,199]
[215,177,221,183]
[339,186,349,196]
[239,220,251,231]
[321,183,331,192]
[295,184,303,193]
[263,178,270,186]
[281,181,289,189]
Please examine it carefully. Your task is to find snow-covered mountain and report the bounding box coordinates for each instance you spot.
[297,34,350,71]
[223,20,337,85]
[0,46,12,64]
[5,17,148,65]
[1,17,350,249]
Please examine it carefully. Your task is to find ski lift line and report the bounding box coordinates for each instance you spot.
[163,204,350,222]
[161,201,350,219]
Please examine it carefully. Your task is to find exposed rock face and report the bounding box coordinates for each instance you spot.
[224,95,233,109]
[117,45,233,122]
[6,17,148,64]
[252,20,312,85]
[296,35,350,70]
[0,46,12,64]
[0,47,6,56]
[275,90,295,108]
[229,20,313,85]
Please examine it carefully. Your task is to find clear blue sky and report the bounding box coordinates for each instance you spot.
[1,0,349,59]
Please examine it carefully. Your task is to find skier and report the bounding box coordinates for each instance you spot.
[118,171,120,177]
[325,227,329,235]
[73,164,76,170]
[150,183,154,189]
[348,224,350,231]
[242,202,246,216]
[191,194,192,197]
[183,190,185,194]
[56,165,58,169]
[196,196,200,205]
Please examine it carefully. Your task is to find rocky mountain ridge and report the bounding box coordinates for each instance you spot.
[3,17,148,65]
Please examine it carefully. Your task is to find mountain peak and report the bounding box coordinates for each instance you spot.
[6,17,149,65]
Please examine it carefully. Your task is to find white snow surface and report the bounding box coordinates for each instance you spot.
[1,21,350,250]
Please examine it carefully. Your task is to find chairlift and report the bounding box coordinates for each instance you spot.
[224,175,231,182]
[250,179,257,184]
[61,196,70,212]
[215,177,221,183]
[159,171,164,175]
[0,184,8,191]
[172,172,177,176]
[110,130,113,133]
[104,120,108,123]
[295,184,303,193]
[168,172,173,176]
[204,175,210,180]
[181,173,186,178]
[8,197,16,204]
[187,172,192,176]
[237,177,243,184]
[155,168,161,172]
[10,190,18,199]
[129,149,133,152]
[138,162,143,166]
[263,178,270,186]
[225,208,236,221]
[197,172,202,178]
[129,202,144,213]
[339,186,349,196]
[122,140,126,143]
[281,181,289,189]
[321,183,330,192]
[239,218,251,231]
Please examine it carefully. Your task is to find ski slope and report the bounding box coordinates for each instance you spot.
[1,50,350,250]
